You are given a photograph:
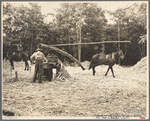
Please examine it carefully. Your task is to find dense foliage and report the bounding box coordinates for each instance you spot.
[3,2,147,65]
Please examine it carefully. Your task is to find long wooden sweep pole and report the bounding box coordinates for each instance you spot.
[43,41,130,47]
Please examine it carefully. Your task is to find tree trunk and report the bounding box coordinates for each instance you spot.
[139,45,143,58]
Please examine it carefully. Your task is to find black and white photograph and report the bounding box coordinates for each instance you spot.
[2,1,149,119]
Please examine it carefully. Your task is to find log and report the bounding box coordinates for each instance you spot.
[40,43,85,70]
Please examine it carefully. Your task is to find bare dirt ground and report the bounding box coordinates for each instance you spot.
[2,57,148,119]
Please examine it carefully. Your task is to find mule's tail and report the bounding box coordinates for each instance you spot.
[89,54,100,70]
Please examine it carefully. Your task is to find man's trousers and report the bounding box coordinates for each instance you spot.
[32,60,43,83]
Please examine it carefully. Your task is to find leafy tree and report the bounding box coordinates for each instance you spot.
[3,3,14,44]
[3,2,147,65]
[53,3,107,61]
[108,3,147,65]
[3,3,52,54]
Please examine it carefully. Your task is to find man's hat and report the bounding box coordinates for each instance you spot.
[36,48,43,51]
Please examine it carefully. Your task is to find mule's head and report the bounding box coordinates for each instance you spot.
[118,50,125,60]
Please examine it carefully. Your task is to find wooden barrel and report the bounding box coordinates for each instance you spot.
[43,62,49,69]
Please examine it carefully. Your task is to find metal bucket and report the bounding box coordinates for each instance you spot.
[43,62,49,69]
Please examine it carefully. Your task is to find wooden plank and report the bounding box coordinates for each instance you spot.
[41,41,130,47]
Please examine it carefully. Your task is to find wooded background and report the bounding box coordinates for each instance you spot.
[3,3,147,65]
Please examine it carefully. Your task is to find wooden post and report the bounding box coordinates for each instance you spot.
[78,26,81,62]
[13,71,19,82]
[78,6,82,62]
[118,19,121,65]
[76,29,78,59]
[125,40,127,54]
[77,4,83,62]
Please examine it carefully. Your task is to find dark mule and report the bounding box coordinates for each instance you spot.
[5,44,30,71]
[24,50,32,63]
[6,51,30,70]
[89,50,125,77]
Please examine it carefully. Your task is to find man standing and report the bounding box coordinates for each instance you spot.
[30,48,48,83]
